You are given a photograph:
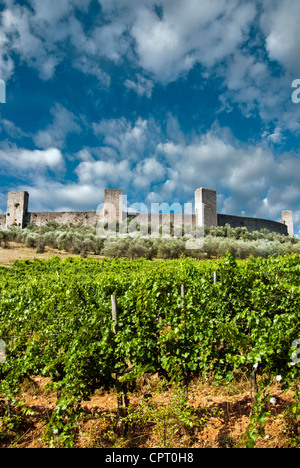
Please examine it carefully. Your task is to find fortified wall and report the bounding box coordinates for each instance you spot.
[1,188,293,236]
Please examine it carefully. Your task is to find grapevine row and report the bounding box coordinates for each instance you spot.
[0,253,300,445]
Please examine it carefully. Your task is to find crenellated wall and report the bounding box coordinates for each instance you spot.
[1,188,293,237]
[217,214,288,235]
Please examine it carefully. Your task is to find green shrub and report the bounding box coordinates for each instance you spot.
[25,233,40,248]
[155,239,186,259]
[2,221,299,260]
[101,238,131,258]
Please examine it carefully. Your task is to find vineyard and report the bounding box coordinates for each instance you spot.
[1,252,300,448]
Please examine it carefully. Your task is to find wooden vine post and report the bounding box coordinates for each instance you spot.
[111,294,128,436]
[181,284,189,394]
[111,294,118,334]
[214,271,217,286]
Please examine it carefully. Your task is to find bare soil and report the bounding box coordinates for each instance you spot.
[0,242,76,265]
[0,375,298,448]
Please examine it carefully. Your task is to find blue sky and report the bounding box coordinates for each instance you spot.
[1,0,300,234]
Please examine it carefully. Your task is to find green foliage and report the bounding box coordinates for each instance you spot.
[0,252,300,446]
[3,222,299,260]
[125,387,200,447]
[240,388,271,448]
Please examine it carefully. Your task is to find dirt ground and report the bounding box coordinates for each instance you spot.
[0,375,298,448]
[0,242,75,265]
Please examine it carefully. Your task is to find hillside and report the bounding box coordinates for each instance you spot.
[1,222,299,261]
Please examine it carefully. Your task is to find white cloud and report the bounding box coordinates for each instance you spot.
[1,0,299,136]
[0,0,94,80]
[1,5,61,80]
[0,0,256,85]
[124,74,154,98]
[22,180,104,212]
[28,0,90,26]
[72,56,111,86]
[0,146,64,175]
[132,158,166,189]
[218,47,300,132]
[0,118,29,138]
[157,130,300,222]
[34,104,81,149]
[76,159,132,186]
[75,152,165,192]
[131,0,256,82]
[261,0,300,75]
[92,117,161,162]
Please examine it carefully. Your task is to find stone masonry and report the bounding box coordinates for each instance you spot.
[102,188,123,225]
[6,191,29,229]
[282,211,294,237]
[1,187,293,236]
[195,188,217,228]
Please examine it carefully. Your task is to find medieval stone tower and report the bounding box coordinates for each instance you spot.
[6,191,29,229]
[195,188,217,228]
[103,188,124,225]
[1,187,293,237]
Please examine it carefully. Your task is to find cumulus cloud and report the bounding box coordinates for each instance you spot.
[157,131,300,223]
[2,0,300,231]
[6,114,300,226]
[70,116,300,225]
[23,180,104,212]
[1,5,61,80]
[76,159,132,186]
[0,0,299,135]
[0,146,64,176]
[261,0,300,75]
[92,117,161,162]
[130,0,256,82]
[0,0,95,80]
[0,1,256,83]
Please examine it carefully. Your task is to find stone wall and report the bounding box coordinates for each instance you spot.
[0,215,6,229]
[217,214,288,235]
[2,188,292,237]
[28,211,101,227]
[282,211,293,237]
[126,213,196,236]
